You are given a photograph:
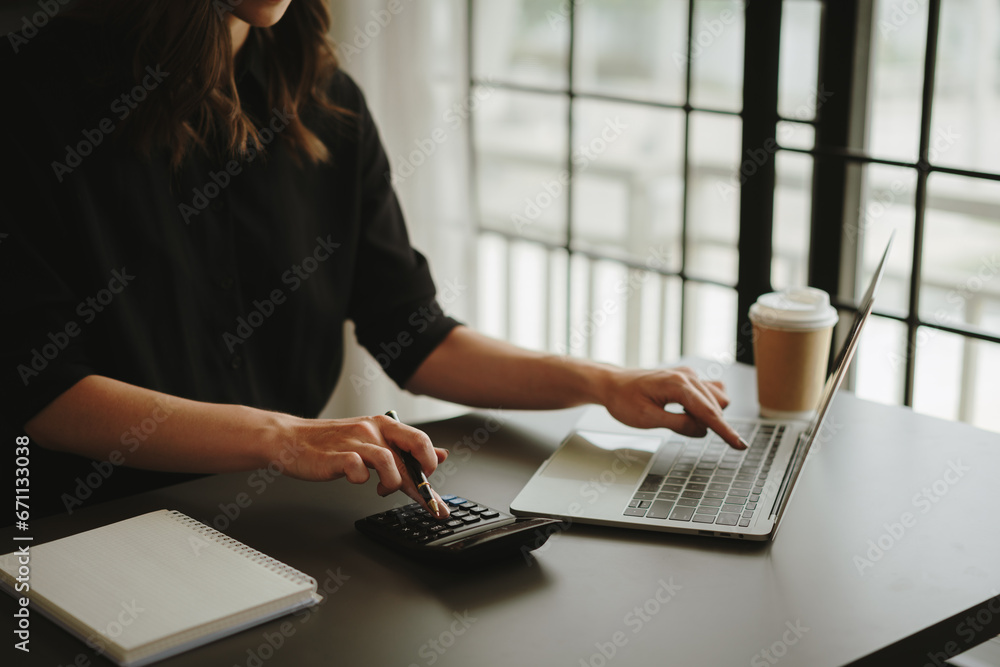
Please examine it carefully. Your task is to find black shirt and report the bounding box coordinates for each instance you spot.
[0,20,461,521]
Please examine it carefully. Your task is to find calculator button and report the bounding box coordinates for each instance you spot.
[445,497,469,506]
[450,510,470,518]
[460,515,481,524]
[468,505,490,514]
[444,520,464,528]
[480,510,499,519]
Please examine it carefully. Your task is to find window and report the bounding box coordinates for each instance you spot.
[802,0,1000,433]
[469,0,748,370]
[468,0,1000,433]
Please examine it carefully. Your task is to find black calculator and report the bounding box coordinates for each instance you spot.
[355,494,561,564]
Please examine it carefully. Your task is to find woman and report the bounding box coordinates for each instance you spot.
[1,0,745,522]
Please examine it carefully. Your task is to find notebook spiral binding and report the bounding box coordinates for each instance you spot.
[165,510,318,588]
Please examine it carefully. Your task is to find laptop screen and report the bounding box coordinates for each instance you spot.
[802,232,895,440]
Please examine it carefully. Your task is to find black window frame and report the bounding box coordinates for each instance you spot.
[772,0,1000,408]
[466,0,1000,416]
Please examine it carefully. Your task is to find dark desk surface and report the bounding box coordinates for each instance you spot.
[4,361,1000,666]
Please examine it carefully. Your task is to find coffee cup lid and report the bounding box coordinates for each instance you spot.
[749,287,839,330]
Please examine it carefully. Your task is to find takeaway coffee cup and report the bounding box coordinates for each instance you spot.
[749,287,839,420]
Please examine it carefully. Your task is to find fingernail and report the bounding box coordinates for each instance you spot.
[738,437,750,449]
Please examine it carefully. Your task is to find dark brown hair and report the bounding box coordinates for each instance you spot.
[68,0,343,169]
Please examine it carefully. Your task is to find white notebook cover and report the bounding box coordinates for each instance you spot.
[0,510,322,666]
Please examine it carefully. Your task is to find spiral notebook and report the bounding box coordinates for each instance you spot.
[0,510,322,666]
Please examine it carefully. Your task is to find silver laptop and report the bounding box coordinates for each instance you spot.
[510,235,894,541]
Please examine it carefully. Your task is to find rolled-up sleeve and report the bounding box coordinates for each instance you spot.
[344,81,461,387]
[0,111,99,429]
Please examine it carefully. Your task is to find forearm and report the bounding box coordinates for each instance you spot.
[24,375,285,472]
[24,374,454,516]
[407,326,746,449]
[405,326,615,409]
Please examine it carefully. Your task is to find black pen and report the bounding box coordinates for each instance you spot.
[384,410,443,518]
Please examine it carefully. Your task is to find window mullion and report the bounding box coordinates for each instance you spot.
[809,0,873,388]
[903,0,942,406]
[736,1,783,364]
[563,0,577,355]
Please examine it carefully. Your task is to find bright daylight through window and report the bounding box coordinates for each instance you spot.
[467,0,1000,434]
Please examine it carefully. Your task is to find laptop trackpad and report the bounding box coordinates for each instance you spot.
[539,430,659,486]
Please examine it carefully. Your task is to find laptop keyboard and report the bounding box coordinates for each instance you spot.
[623,424,785,529]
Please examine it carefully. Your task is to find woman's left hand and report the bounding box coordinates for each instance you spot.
[600,366,747,450]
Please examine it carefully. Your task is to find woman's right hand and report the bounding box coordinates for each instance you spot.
[270,413,451,518]
[25,376,451,517]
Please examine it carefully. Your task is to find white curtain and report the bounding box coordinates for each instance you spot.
[320,0,477,422]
